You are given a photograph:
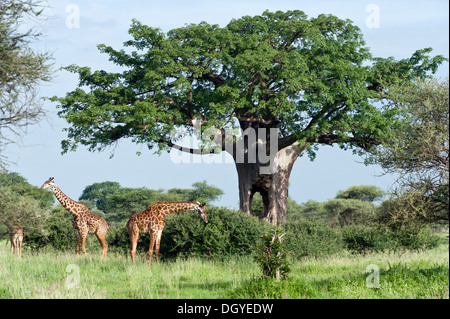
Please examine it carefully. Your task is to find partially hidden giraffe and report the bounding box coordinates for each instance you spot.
[40,177,109,258]
[125,202,207,265]
[9,224,23,257]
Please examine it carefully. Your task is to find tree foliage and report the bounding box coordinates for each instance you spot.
[255,227,290,280]
[370,78,449,227]
[79,181,122,212]
[51,10,445,155]
[50,10,445,223]
[0,170,54,242]
[0,0,52,166]
[79,180,223,224]
[335,185,385,202]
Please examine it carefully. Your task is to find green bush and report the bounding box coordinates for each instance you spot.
[108,207,268,259]
[394,226,441,251]
[342,225,396,254]
[255,227,291,280]
[44,207,77,251]
[342,225,440,254]
[282,220,344,258]
[160,207,268,258]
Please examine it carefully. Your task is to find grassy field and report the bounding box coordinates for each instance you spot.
[0,240,448,299]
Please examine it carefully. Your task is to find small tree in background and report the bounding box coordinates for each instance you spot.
[0,170,54,247]
[336,185,385,202]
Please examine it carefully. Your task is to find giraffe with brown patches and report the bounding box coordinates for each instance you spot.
[40,177,109,258]
[125,202,207,265]
[9,224,23,257]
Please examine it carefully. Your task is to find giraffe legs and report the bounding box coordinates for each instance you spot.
[148,232,156,266]
[75,230,81,256]
[75,229,88,256]
[18,240,22,257]
[95,231,108,259]
[155,230,163,264]
[17,235,23,257]
[148,229,163,266]
[10,238,15,254]
[129,232,139,264]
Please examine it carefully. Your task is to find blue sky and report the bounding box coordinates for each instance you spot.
[4,0,449,209]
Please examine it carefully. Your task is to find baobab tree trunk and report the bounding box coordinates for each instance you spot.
[235,141,305,225]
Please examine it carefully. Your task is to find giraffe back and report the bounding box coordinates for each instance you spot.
[127,202,206,234]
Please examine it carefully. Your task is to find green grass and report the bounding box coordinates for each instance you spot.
[0,240,448,299]
[231,246,449,299]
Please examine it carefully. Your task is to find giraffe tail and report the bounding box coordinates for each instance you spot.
[108,227,126,246]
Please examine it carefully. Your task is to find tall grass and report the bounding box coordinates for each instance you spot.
[0,240,448,299]
[0,243,259,298]
[231,245,449,299]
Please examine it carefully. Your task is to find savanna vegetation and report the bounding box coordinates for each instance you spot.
[50,10,446,224]
[0,246,448,299]
[0,3,448,299]
[1,169,448,299]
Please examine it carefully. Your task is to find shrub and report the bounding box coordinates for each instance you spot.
[282,220,343,258]
[342,225,440,254]
[127,207,269,259]
[44,207,77,251]
[342,225,396,254]
[255,227,291,280]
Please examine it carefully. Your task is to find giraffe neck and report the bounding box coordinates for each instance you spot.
[51,185,80,217]
[160,202,198,217]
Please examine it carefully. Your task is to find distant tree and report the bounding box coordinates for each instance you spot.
[0,0,52,167]
[79,181,122,212]
[0,170,53,240]
[51,10,446,224]
[165,187,190,201]
[99,187,161,223]
[336,185,385,202]
[79,180,224,225]
[324,199,376,228]
[187,180,224,204]
[288,200,326,222]
[0,170,54,208]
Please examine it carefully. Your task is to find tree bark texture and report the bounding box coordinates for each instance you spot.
[234,141,305,225]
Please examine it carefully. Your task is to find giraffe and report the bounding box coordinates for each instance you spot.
[40,177,109,258]
[125,202,207,265]
[9,224,23,257]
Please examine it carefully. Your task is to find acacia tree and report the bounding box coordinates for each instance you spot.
[51,10,446,224]
[0,0,52,166]
[372,78,449,227]
[0,171,54,238]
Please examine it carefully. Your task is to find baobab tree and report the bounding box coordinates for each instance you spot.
[51,10,446,224]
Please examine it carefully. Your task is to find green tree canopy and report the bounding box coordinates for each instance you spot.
[79,180,224,224]
[51,10,446,224]
[188,180,224,204]
[0,170,53,237]
[79,181,122,212]
[335,185,385,202]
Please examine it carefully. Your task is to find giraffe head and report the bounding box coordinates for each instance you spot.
[193,202,208,224]
[40,177,56,191]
